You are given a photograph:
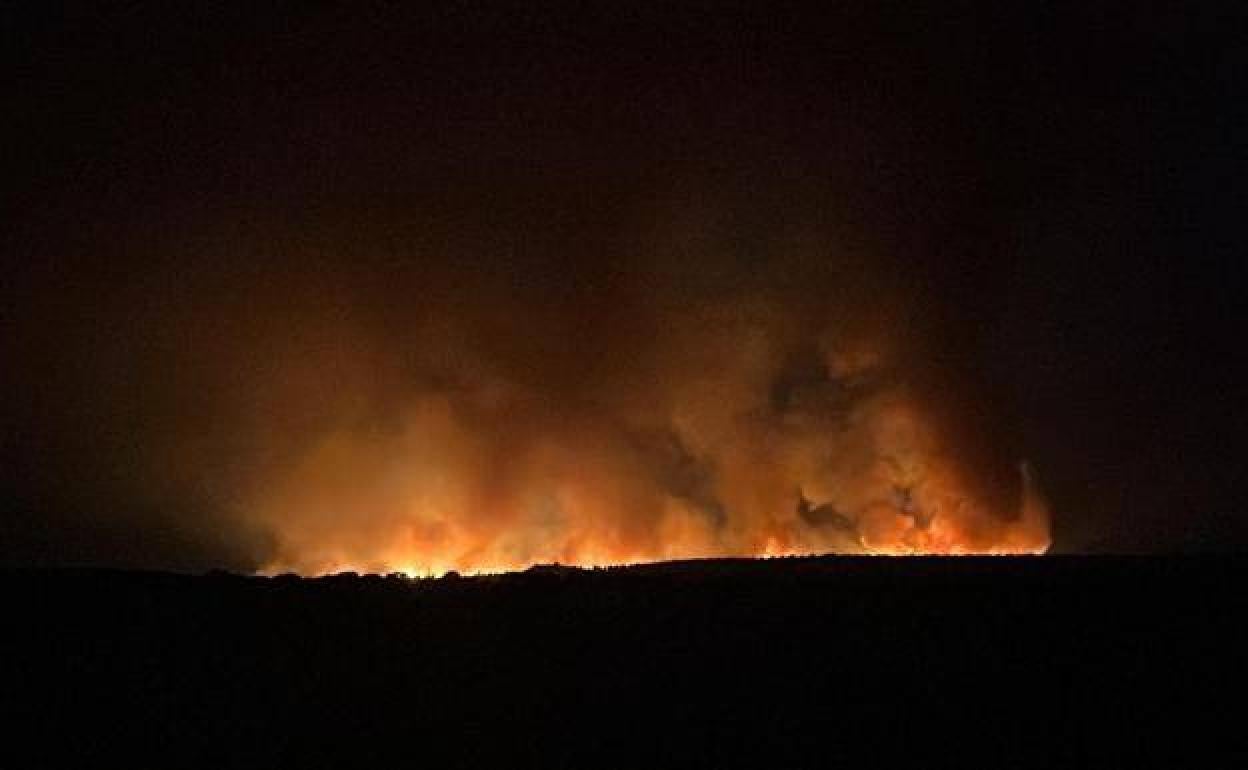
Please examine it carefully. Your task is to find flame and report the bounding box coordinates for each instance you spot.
[253,341,1051,576]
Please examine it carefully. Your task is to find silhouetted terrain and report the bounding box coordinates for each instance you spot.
[3,556,1243,766]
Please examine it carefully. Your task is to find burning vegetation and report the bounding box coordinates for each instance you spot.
[247,289,1050,576]
[23,184,1052,574]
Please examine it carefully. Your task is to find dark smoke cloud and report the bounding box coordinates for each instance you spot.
[7,178,1048,573]
[27,4,1219,568]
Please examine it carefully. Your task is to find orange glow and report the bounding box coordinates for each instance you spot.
[253,354,1050,576]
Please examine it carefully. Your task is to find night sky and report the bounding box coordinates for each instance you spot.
[4,2,1245,570]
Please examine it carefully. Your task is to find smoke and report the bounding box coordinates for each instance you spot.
[186,205,1049,575]
[5,181,1050,572]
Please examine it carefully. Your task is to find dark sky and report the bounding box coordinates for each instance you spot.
[4,2,1245,569]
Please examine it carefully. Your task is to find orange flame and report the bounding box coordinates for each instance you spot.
[253,355,1050,576]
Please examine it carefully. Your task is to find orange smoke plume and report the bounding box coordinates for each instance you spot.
[247,299,1050,576]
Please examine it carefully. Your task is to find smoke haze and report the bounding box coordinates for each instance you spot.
[6,3,1240,568]
[7,180,1049,573]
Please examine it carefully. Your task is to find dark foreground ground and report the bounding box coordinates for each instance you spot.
[3,556,1245,766]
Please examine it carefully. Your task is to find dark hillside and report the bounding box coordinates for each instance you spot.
[3,556,1243,765]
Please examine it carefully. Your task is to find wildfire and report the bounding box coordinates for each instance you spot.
[254,374,1051,577]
